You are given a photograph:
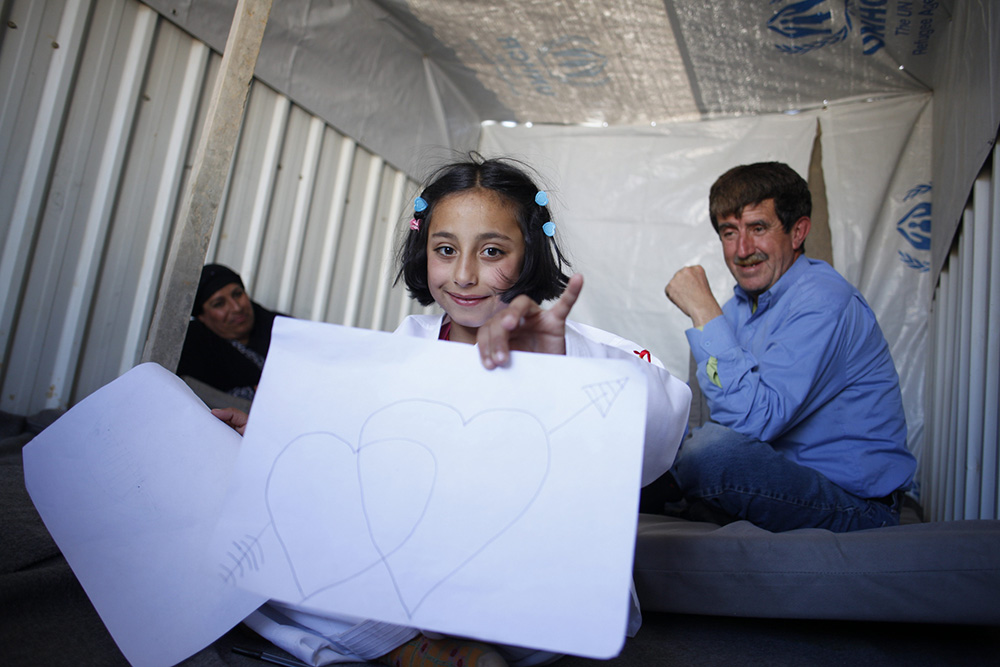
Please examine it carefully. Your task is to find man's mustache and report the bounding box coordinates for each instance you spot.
[734,252,768,266]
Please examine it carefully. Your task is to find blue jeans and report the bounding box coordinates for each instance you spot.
[667,422,901,533]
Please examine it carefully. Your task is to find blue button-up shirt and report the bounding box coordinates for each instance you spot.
[686,256,915,498]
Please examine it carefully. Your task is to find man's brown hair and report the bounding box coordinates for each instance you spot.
[709,162,811,235]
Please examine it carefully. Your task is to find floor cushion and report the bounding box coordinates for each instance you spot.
[633,512,1000,624]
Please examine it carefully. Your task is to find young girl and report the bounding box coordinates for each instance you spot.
[216,155,691,667]
[392,156,689,488]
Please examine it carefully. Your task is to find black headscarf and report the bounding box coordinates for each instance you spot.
[193,264,244,315]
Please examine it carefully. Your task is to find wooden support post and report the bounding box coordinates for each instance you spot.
[141,0,273,370]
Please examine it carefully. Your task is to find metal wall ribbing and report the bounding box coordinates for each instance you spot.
[0,0,421,415]
[925,144,1000,521]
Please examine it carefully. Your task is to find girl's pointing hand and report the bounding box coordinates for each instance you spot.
[477,273,584,370]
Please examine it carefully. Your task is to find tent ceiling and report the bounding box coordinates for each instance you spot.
[145,1,950,173]
[391,0,938,124]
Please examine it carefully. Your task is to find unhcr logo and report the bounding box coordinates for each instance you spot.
[538,36,609,87]
[769,0,850,54]
[769,0,894,55]
[897,201,931,250]
[897,183,931,272]
[769,0,838,39]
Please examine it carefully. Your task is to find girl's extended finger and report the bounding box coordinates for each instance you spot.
[549,274,584,321]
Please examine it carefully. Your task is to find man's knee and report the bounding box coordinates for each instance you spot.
[673,423,728,487]
[674,422,774,493]
[677,422,743,467]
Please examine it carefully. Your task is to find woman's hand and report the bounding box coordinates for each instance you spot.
[212,407,249,436]
[477,273,584,369]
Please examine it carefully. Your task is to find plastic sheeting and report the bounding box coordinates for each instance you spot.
[926,2,1000,275]
[141,0,484,178]
[481,93,931,455]
[479,115,815,379]
[403,0,699,125]
[404,0,932,122]
[141,0,950,177]
[821,94,933,470]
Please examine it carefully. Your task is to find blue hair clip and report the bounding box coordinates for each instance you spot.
[535,191,549,207]
[542,221,556,237]
[414,197,428,213]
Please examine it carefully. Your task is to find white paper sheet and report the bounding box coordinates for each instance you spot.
[22,363,267,667]
[211,317,648,659]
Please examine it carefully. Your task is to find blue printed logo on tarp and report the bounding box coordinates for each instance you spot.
[539,36,610,87]
[897,183,932,272]
[897,202,931,250]
[490,34,609,97]
[769,0,836,38]
[769,0,896,56]
[769,0,851,54]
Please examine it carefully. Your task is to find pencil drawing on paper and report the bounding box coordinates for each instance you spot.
[218,378,629,619]
[220,534,266,584]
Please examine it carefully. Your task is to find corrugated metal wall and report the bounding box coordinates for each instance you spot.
[0,0,423,416]
[924,143,1000,521]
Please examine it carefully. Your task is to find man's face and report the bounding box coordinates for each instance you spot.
[717,198,810,299]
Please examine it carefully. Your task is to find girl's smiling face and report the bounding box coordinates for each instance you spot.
[426,189,525,344]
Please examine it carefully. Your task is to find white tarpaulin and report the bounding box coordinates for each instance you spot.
[143,0,948,176]
[481,92,931,458]
[822,94,934,467]
[479,114,816,376]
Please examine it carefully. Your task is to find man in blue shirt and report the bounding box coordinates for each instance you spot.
[657,162,916,532]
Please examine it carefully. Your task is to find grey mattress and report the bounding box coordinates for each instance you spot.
[633,511,1000,624]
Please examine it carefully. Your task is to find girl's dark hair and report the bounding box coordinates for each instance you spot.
[394,154,571,306]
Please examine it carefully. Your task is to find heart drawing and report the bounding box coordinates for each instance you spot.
[264,399,551,618]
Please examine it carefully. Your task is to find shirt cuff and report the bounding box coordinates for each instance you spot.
[685,315,739,364]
